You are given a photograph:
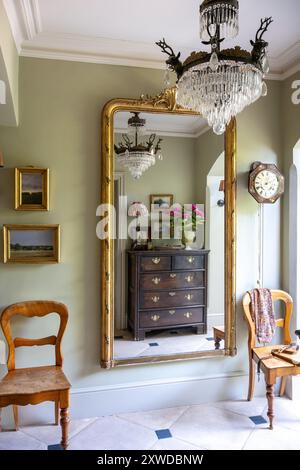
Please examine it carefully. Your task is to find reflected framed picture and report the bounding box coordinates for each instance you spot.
[150,194,174,209]
[3,225,60,264]
[15,167,49,211]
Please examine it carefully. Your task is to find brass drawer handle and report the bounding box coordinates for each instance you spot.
[151,296,160,303]
[152,277,161,285]
[151,315,160,322]
[169,310,176,315]
[184,312,193,319]
[169,292,176,297]
[170,273,177,279]
[185,275,194,283]
[185,294,194,301]
[152,257,161,265]
[188,257,195,264]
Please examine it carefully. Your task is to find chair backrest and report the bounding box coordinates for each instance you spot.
[242,289,293,350]
[0,300,68,371]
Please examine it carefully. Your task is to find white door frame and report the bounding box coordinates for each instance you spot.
[114,172,127,330]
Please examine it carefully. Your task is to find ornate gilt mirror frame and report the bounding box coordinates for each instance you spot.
[100,87,237,369]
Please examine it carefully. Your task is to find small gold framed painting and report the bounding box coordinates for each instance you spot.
[150,194,174,209]
[15,167,49,211]
[3,225,60,264]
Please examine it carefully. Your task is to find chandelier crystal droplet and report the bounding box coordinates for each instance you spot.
[156,1,273,135]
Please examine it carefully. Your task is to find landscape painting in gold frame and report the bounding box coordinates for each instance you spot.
[15,167,49,211]
[3,225,60,264]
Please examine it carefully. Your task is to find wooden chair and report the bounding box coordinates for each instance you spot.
[242,289,300,429]
[0,301,71,449]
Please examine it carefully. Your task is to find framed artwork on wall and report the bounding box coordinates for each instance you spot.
[150,194,174,209]
[3,224,60,264]
[15,167,49,211]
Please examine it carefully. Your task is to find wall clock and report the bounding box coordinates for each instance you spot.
[248,162,284,204]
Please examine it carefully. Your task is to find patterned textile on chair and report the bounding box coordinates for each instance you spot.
[248,288,276,344]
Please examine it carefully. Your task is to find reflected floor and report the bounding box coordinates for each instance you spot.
[114,327,224,360]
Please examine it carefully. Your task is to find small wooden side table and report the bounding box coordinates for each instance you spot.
[213,326,225,350]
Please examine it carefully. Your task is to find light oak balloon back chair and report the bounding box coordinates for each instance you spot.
[242,289,298,429]
[0,301,71,450]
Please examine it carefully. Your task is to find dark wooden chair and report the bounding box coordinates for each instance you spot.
[242,289,300,429]
[0,301,71,449]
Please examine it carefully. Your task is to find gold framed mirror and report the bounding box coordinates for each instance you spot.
[100,87,236,369]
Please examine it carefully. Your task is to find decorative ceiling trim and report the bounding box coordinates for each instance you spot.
[281,62,300,81]
[21,45,300,81]
[20,0,42,40]
[114,126,209,139]
[20,47,166,70]
[3,0,24,52]
[3,0,41,49]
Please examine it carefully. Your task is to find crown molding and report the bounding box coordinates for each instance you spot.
[281,62,300,81]
[269,41,300,75]
[19,0,42,40]
[18,33,299,82]
[20,47,166,70]
[114,126,209,139]
[3,0,41,50]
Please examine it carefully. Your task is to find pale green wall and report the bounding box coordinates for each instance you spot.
[0,58,282,401]
[0,0,19,125]
[194,130,224,201]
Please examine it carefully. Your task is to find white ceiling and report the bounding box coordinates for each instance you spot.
[114,112,208,138]
[3,0,300,79]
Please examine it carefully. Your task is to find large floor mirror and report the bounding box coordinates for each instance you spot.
[100,88,236,368]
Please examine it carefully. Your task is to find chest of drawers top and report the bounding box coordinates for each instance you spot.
[128,250,209,272]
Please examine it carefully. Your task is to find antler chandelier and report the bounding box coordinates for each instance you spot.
[157,0,273,135]
[114,113,163,179]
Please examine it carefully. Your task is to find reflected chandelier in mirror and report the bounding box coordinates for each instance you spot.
[114,112,163,180]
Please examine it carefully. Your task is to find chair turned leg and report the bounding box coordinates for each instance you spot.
[13,405,19,431]
[279,376,287,397]
[55,401,59,425]
[60,408,70,450]
[247,359,255,401]
[266,382,275,430]
[214,337,221,350]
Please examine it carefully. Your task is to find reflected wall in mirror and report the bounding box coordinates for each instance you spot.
[100,88,236,368]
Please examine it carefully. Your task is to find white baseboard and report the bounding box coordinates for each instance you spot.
[1,371,267,429]
[286,376,300,399]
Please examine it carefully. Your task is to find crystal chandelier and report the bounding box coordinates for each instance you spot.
[114,113,163,179]
[156,0,273,135]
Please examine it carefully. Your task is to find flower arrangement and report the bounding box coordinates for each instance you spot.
[170,204,204,230]
[170,204,205,249]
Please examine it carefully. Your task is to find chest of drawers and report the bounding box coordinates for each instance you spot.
[127,250,209,341]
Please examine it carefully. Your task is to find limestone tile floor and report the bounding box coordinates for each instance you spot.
[114,327,222,359]
[1,397,300,450]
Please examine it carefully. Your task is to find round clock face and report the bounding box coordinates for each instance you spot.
[254,170,279,199]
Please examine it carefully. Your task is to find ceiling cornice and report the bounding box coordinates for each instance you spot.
[3,0,42,50]
[19,0,42,40]
[3,1,300,82]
